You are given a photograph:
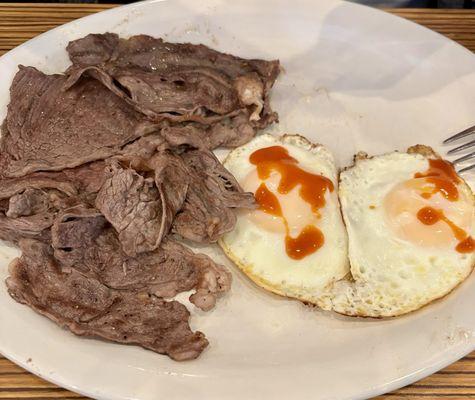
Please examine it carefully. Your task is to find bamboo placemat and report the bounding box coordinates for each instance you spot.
[0,4,475,399]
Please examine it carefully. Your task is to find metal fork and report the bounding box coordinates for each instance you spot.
[443,124,475,173]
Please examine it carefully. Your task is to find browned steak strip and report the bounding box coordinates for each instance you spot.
[50,206,231,309]
[67,33,279,83]
[51,206,187,291]
[95,147,190,256]
[6,239,209,361]
[6,189,50,219]
[0,213,53,243]
[0,33,279,361]
[159,120,255,150]
[187,249,232,311]
[0,175,77,201]
[0,162,108,245]
[173,149,255,242]
[67,65,241,121]
[66,33,279,144]
[95,163,165,257]
[0,66,157,178]
[0,161,107,205]
[50,205,107,269]
[105,138,256,246]
[149,150,190,234]
[62,161,109,199]
[66,32,119,67]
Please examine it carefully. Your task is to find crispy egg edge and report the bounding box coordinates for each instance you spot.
[219,140,475,318]
[218,133,346,305]
[329,144,475,318]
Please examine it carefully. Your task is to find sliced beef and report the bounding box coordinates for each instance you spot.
[95,147,191,256]
[188,250,232,312]
[0,162,109,246]
[51,205,107,268]
[149,151,189,228]
[66,32,119,67]
[0,190,73,244]
[66,33,279,144]
[0,161,106,205]
[67,33,279,83]
[0,186,71,244]
[62,162,109,199]
[0,199,9,214]
[119,132,167,159]
[87,233,201,296]
[67,65,240,121]
[0,66,157,178]
[0,213,53,243]
[160,121,254,150]
[205,114,256,149]
[6,189,50,218]
[173,149,255,242]
[1,34,279,361]
[51,207,231,309]
[158,239,231,310]
[95,165,164,256]
[53,219,198,295]
[0,174,77,201]
[107,136,255,245]
[7,239,208,361]
[159,125,208,152]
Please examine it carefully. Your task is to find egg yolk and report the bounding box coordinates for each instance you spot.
[240,145,334,260]
[241,170,320,237]
[384,159,474,252]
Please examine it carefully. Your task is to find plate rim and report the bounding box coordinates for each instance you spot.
[0,1,474,399]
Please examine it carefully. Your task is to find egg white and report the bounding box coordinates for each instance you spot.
[219,134,349,301]
[317,148,475,317]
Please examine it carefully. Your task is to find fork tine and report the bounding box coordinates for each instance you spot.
[443,124,475,144]
[452,150,475,165]
[447,138,475,155]
[458,163,475,174]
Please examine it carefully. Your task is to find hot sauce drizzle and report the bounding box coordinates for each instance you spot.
[414,159,460,201]
[456,237,475,253]
[249,146,333,259]
[250,146,334,213]
[254,183,283,218]
[285,225,324,260]
[414,160,474,253]
[417,206,468,241]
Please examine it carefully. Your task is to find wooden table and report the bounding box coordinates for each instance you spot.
[0,3,474,399]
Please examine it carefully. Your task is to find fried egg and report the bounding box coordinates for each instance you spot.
[219,134,349,301]
[318,146,475,317]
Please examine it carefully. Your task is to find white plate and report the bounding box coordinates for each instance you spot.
[1,1,475,399]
